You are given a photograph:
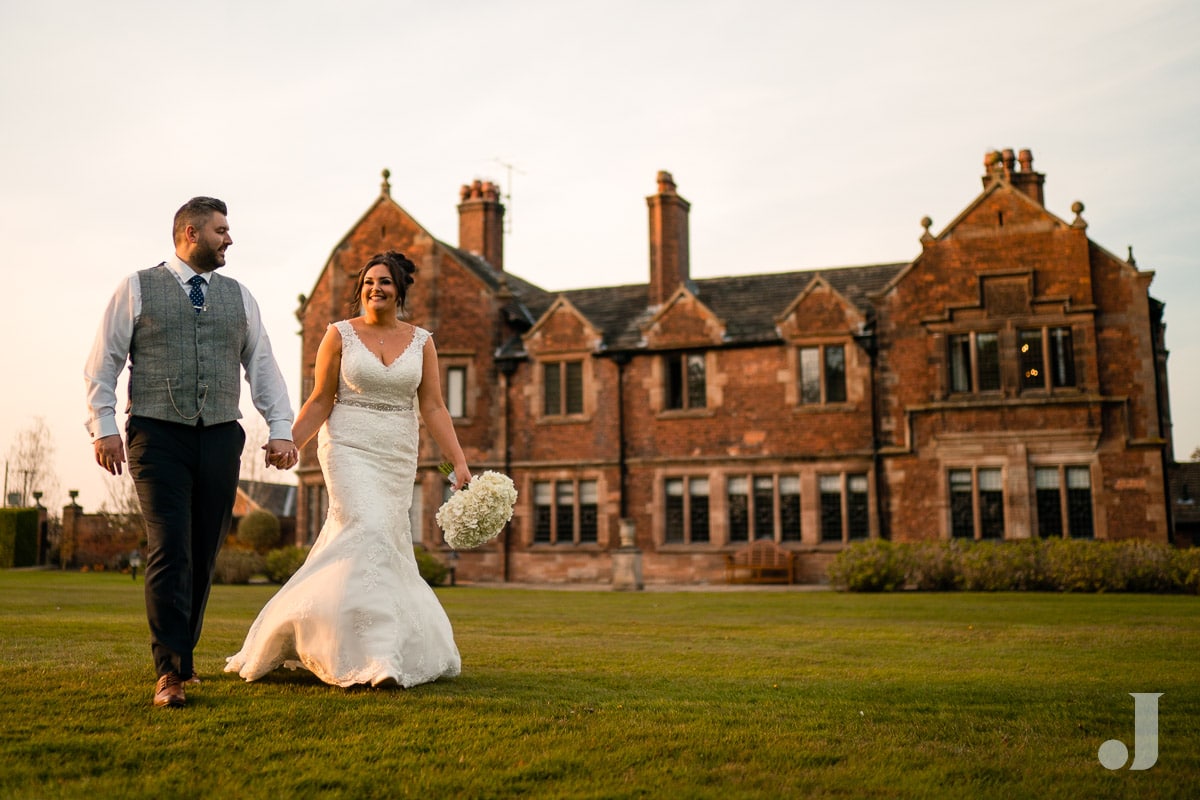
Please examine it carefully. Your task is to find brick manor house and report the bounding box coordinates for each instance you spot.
[293,149,1176,584]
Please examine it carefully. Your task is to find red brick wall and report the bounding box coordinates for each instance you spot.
[875,182,1167,544]
[295,165,1173,583]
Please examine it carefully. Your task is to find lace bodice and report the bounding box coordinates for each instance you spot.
[335,320,428,410]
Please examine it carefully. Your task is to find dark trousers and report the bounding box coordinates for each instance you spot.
[126,416,244,679]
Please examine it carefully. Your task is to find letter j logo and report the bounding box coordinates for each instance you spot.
[1098,693,1163,770]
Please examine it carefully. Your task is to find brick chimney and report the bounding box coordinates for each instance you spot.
[646,170,691,306]
[458,179,505,270]
[982,148,1045,206]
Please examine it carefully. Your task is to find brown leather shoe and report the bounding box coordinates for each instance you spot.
[153,673,186,708]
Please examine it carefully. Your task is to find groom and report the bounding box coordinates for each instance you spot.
[84,196,298,708]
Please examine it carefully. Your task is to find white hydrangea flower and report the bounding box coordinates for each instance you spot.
[436,471,518,550]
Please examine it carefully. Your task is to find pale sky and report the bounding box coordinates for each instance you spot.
[2,0,1197,513]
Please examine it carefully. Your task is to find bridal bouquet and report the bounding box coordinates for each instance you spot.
[435,464,518,550]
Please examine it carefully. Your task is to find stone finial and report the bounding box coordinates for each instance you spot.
[656,170,677,195]
[1127,245,1137,267]
[381,168,391,197]
[920,216,934,244]
[1071,200,1087,229]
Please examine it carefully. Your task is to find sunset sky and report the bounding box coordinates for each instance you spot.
[2,0,1197,512]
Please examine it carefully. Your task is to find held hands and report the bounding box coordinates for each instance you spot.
[263,439,299,470]
[93,435,126,476]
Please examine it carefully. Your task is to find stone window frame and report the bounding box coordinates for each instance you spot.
[946,329,1003,395]
[531,476,600,546]
[797,343,848,406]
[726,473,804,545]
[537,356,591,422]
[1033,464,1095,540]
[652,350,715,418]
[935,319,1082,399]
[1018,325,1078,394]
[783,338,856,411]
[663,475,711,545]
[817,472,870,543]
[441,361,471,421]
[947,465,1006,541]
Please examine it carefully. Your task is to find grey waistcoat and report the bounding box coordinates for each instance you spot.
[128,264,247,426]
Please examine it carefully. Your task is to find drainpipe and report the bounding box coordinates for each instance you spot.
[497,357,518,581]
[611,352,631,521]
[853,323,885,539]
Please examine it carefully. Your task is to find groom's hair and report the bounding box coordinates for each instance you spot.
[350,251,418,316]
[173,197,228,244]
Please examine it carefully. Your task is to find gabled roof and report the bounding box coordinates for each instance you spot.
[299,191,402,315]
[523,295,605,347]
[300,177,517,318]
[237,480,297,518]
[776,273,866,327]
[495,262,905,356]
[445,245,546,328]
[938,176,1074,241]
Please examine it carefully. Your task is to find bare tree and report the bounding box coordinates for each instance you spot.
[99,472,145,548]
[5,416,59,509]
[1190,445,1200,462]
[100,471,142,516]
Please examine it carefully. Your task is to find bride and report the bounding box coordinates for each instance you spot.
[226,251,469,688]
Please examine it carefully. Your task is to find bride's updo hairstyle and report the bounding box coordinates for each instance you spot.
[350,250,418,317]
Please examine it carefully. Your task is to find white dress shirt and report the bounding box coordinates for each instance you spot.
[84,256,295,441]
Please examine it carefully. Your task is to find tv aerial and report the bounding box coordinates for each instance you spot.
[492,158,525,235]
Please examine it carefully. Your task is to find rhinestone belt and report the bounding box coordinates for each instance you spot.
[337,397,414,412]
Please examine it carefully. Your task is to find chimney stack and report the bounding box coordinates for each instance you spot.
[458,179,505,270]
[646,171,691,306]
[982,148,1045,206]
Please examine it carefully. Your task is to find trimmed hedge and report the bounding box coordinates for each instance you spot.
[214,544,451,587]
[213,549,266,585]
[236,509,281,553]
[829,538,1200,593]
[264,546,309,584]
[414,545,449,587]
[0,508,38,568]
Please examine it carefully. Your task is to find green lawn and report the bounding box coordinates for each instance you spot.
[0,571,1197,799]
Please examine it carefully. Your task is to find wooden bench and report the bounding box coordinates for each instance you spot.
[724,539,795,584]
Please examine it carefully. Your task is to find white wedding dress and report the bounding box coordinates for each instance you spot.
[226,320,461,688]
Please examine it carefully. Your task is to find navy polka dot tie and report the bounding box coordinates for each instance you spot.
[188,275,205,313]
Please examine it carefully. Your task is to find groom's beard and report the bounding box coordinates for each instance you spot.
[192,241,225,272]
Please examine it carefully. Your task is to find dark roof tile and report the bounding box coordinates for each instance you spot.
[508,263,906,351]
